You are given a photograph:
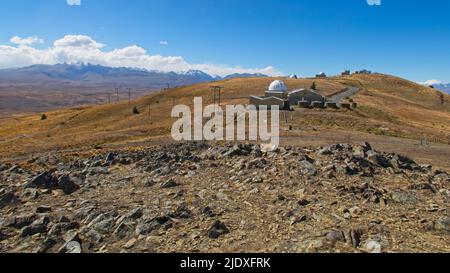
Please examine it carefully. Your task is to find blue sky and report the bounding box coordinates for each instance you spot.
[0,0,449,82]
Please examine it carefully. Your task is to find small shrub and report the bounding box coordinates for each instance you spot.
[310,82,317,90]
[132,106,140,114]
[40,114,47,120]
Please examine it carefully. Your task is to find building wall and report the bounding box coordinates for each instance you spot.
[250,97,285,109]
[249,96,286,110]
[288,89,324,105]
[265,91,287,99]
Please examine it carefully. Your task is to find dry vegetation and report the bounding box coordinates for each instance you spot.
[0,74,449,168]
[0,77,344,158]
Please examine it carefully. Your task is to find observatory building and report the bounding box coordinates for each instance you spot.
[316,72,327,78]
[265,80,289,99]
[249,80,326,110]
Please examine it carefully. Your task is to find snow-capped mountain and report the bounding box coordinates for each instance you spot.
[432,83,450,94]
[223,73,268,80]
[0,64,268,90]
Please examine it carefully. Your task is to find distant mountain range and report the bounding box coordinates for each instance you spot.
[223,73,268,80]
[432,83,450,94]
[0,63,268,90]
[0,64,268,115]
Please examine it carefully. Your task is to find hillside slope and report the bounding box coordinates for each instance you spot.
[0,74,449,160]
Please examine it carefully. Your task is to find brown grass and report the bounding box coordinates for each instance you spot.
[0,75,449,160]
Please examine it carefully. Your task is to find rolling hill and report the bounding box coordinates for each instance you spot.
[0,74,449,165]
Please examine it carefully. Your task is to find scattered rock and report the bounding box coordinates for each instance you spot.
[434,218,450,232]
[326,230,346,243]
[105,153,117,163]
[48,222,79,236]
[392,191,419,205]
[21,188,39,200]
[85,229,102,244]
[202,206,216,217]
[366,150,391,168]
[114,222,132,239]
[318,147,332,156]
[126,208,143,220]
[208,220,230,239]
[36,237,57,253]
[365,240,382,253]
[251,176,263,183]
[161,179,178,189]
[36,206,52,213]
[21,216,49,237]
[5,214,36,229]
[144,179,157,187]
[124,238,137,249]
[297,199,310,206]
[0,192,20,209]
[63,230,81,243]
[0,231,10,241]
[24,172,56,189]
[299,160,317,176]
[0,142,449,252]
[92,217,115,234]
[346,229,363,248]
[136,216,172,236]
[170,204,192,219]
[290,215,307,225]
[61,241,82,254]
[58,175,79,194]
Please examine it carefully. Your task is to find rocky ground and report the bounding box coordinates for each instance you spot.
[0,141,450,253]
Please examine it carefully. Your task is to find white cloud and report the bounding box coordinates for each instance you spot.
[0,34,280,77]
[66,0,81,6]
[367,0,381,6]
[53,35,104,49]
[10,36,44,45]
[160,41,168,45]
[418,79,442,86]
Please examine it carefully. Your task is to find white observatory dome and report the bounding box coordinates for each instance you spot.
[268,80,288,93]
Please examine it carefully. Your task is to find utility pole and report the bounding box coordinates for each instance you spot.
[128,88,131,105]
[116,88,120,102]
[108,93,111,104]
[210,86,224,112]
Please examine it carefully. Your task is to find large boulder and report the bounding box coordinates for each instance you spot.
[24,172,57,189]
[57,175,79,195]
[21,216,49,237]
[434,218,450,232]
[0,192,20,209]
[366,150,392,168]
